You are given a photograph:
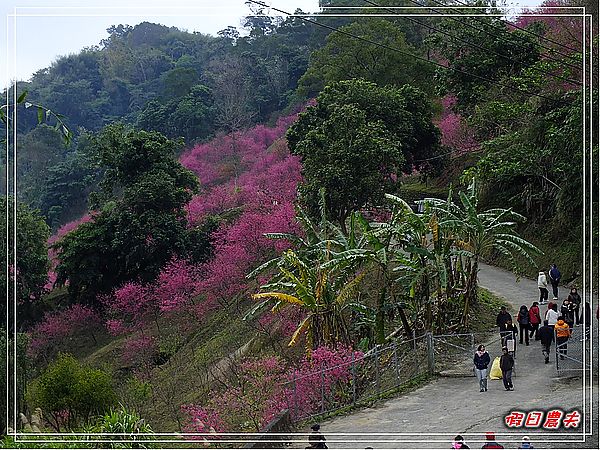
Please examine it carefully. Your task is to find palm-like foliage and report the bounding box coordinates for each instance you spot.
[250,249,365,349]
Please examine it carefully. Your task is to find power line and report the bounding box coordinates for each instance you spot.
[421,0,582,67]
[445,0,581,53]
[360,0,581,87]
[247,0,570,106]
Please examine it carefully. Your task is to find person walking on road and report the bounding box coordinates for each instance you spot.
[481,432,504,448]
[517,305,530,345]
[307,424,327,449]
[538,320,554,364]
[545,303,559,326]
[568,288,582,325]
[549,264,561,299]
[452,435,470,449]
[528,302,541,340]
[561,298,575,329]
[518,436,534,449]
[502,319,519,352]
[555,317,571,360]
[537,270,549,304]
[473,344,490,392]
[496,306,512,340]
[580,302,591,341]
[500,347,515,391]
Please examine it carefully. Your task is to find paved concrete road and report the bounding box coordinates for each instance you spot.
[294,264,598,449]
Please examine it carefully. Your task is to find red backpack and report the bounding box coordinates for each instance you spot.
[529,306,540,324]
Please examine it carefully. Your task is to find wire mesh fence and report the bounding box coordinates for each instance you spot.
[556,326,588,374]
[283,331,475,423]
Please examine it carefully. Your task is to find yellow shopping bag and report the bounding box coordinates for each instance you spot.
[490,356,502,379]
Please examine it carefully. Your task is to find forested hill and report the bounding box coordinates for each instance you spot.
[2,15,335,228]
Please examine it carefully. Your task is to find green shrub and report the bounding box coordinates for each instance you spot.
[27,353,117,430]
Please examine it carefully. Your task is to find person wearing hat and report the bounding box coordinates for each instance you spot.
[518,436,534,449]
[481,432,504,448]
[307,424,327,449]
[452,434,470,449]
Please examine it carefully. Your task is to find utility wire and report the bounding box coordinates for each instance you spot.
[247,0,570,106]
[446,0,581,53]
[422,0,582,67]
[360,0,581,86]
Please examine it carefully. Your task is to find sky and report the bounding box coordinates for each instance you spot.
[1,0,545,88]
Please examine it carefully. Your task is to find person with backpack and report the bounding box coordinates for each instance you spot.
[517,305,530,346]
[568,288,582,325]
[528,302,541,340]
[538,320,554,364]
[473,344,490,392]
[537,270,549,305]
[549,264,561,299]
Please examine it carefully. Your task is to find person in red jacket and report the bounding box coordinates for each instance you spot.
[528,301,542,339]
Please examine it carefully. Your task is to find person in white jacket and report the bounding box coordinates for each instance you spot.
[537,270,549,304]
[545,303,559,326]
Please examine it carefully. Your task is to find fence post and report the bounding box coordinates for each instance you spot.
[426,332,435,375]
[375,346,380,396]
[320,360,325,414]
[413,331,418,374]
[471,333,475,353]
[393,340,400,383]
[293,378,298,420]
[351,352,356,406]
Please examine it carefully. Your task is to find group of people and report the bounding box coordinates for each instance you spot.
[473,263,593,393]
[453,433,534,449]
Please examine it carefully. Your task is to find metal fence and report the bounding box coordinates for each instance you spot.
[556,326,588,374]
[283,331,474,423]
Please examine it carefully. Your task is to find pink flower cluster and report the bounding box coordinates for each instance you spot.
[435,95,479,153]
[181,347,364,433]
[121,334,158,367]
[28,304,102,359]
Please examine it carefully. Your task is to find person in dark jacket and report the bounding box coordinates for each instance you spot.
[307,424,327,449]
[473,344,491,392]
[561,298,575,328]
[580,302,591,341]
[502,319,519,350]
[496,306,512,339]
[538,320,554,364]
[500,347,514,391]
[568,288,582,325]
[528,302,541,339]
[549,264,561,298]
[517,305,530,345]
[481,432,504,449]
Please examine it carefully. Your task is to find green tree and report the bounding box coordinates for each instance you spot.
[0,197,51,329]
[27,353,117,431]
[297,18,432,98]
[53,125,199,303]
[287,79,440,228]
[429,16,541,113]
